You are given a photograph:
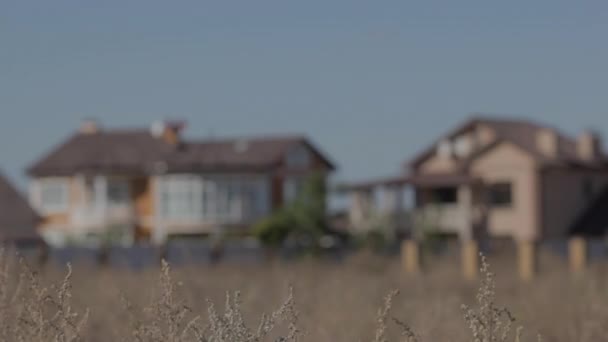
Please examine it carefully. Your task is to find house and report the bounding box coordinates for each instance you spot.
[0,170,42,246]
[344,115,608,243]
[26,120,335,247]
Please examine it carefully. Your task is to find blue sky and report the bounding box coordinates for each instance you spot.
[2,0,608,190]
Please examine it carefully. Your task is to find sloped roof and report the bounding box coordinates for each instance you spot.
[408,115,588,169]
[0,171,41,242]
[27,129,335,176]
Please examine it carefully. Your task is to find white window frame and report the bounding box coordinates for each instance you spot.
[283,176,306,204]
[158,174,272,224]
[454,136,473,158]
[159,175,203,221]
[35,178,70,214]
[107,178,131,207]
[157,174,271,224]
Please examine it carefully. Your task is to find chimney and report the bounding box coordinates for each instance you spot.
[150,120,186,145]
[234,138,249,153]
[577,130,602,161]
[536,128,559,158]
[79,118,100,134]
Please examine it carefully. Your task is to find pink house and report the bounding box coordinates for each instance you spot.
[344,115,608,243]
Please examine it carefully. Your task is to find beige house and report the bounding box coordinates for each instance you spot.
[26,120,335,247]
[345,116,608,242]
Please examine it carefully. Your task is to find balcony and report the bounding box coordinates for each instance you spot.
[70,204,135,232]
[412,204,472,237]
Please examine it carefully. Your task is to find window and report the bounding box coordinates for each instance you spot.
[160,176,202,220]
[489,182,513,207]
[214,179,238,220]
[107,180,130,205]
[429,187,458,204]
[160,175,271,222]
[252,179,270,215]
[38,179,69,213]
[454,136,473,158]
[286,145,311,168]
[283,177,306,203]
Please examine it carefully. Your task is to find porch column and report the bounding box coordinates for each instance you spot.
[348,189,374,232]
[151,176,167,245]
[459,184,479,279]
[74,174,86,203]
[94,175,108,222]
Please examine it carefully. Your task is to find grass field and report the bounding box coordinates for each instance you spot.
[2,246,607,341]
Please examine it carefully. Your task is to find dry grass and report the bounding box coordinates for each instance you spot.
[2,247,607,341]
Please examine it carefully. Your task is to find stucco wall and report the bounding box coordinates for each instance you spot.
[418,155,458,174]
[36,177,79,231]
[417,123,497,175]
[471,142,540,240]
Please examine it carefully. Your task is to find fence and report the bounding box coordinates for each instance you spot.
[400,236,608,281]
[7,236,608,280]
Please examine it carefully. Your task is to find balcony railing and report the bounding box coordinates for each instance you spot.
[70,204,135,231]
[412,204,472,235]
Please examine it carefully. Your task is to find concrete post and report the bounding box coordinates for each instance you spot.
[401,239,421,275]
[461,239,479,280]
[568,237,587,274]
[457,185,474,241]
[517,239,537,281]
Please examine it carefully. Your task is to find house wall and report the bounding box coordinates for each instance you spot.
[132,177,154,238]
[541,168,608,239]
[470,142,540,240]
[153,173,273,238]
[275,141,332,209]
[418,155,458,174]
[35,176,80,231]
[271,175,284,210]
[476,123,497,145]
[416,123,497,175]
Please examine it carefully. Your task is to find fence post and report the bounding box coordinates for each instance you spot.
[401,239,421,275]
[568,236,587,274]
[517,239,537,281]
[461,239,479,280]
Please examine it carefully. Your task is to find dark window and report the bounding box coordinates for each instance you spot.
[489,183,512,207]
[430,187,458,204]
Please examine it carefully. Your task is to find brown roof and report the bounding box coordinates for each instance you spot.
[408,115,585,169]
[27,129,335,176]
[0,171,41,242]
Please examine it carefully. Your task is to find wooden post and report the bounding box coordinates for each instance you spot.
[517,240,537,281]
[461,239,479,280]
[401,240,421,275]
[569,237,587,274]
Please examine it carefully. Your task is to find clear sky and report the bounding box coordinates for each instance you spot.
[2,0,608,190]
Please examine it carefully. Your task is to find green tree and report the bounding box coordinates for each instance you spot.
[253,172,328,249]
